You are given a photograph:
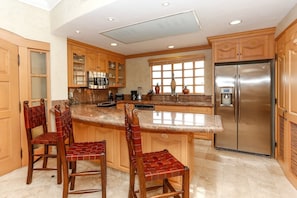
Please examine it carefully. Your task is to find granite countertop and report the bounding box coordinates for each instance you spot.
[116,100,213,107]
[70,104,223,133]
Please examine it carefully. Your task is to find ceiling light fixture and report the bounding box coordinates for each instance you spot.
[162,2,170,7]
[107,17,115,22]
[110,43,118,46]
[168,45,175,49]
[75,30,80,34]
[229,20,242,25]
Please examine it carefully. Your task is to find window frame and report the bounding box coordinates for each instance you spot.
[149,54,205,94]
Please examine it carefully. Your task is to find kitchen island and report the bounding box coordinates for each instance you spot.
[70,104,223,178]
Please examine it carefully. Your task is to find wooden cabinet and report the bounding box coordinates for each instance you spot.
[72,119,192,175]
[85,50,98,71]
[67,39,125,88]
[208,28,275,63]
[155,105,212,114]
[67,44,87,87]
[108,55,126,88]
[275,21,297,188]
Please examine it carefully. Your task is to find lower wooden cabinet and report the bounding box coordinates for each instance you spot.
[72,119,193,175]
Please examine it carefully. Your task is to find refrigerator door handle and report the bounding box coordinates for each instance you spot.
[234,75,237,122]
[238,74,241,122]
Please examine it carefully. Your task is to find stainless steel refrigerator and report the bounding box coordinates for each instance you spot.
[214,60,273,156]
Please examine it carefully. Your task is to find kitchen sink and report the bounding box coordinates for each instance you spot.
[97,101,116,107]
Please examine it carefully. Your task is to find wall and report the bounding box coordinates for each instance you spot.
[276,3,297,36]
[0,0,68,100]
[120,49,213,96]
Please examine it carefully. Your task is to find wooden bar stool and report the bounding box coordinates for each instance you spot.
[23,99,61,184]
[124,104,189,198]
[54,104,107,198]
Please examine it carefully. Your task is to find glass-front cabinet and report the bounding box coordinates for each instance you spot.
[68,44,87,87]
[108,56,125,88]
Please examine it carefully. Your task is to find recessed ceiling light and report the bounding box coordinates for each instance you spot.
[168,45,175,49]
[110,43,118,46]
[162,2,170,7]
[75,30,80,34]
[229,20,242,25]
[107,17,115,22]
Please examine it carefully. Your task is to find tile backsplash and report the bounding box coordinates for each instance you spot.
[68,88,117,105]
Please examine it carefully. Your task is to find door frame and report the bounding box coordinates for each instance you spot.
[0,28,51,170]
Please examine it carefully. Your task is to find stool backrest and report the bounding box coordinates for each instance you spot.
[23,99,48,138]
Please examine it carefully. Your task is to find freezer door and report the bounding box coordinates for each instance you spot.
[237,62,271,155]
[214,65,237,150]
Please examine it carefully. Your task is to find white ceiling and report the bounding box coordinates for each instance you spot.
[21,0,297,56]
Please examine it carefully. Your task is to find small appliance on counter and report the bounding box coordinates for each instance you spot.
[131,90,138,100]
[115,93,124,101]
[137,87,142,100]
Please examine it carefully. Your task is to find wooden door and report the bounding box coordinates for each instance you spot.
[286,27,297,179]
[0,38,21,175]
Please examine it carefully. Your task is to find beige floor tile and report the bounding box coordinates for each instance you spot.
[0,139,297,198]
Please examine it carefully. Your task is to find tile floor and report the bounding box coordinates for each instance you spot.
[1,139,297,198]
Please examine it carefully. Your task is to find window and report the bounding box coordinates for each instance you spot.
[149,55,205,94]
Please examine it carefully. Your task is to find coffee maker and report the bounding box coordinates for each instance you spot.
[131,90,138,100]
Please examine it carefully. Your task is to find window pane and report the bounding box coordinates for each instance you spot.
[163,64,172,70]
[195,68,204,76]
[184,62,193,69]
[152,71,161,78]
[186,86,193,93]
[152,79,161,86]
[176,86,182,93]
[163,86,171,93]
[195,85,204,93]
[174,70,182,78]
[175,78,182,85]
[163,71,172,78]
[195,60,204,68]
[152,65,161,71]
[163,78,171,85]
[31,77,47,99]
[31,51,46,74]
[195,77,204,85]
[184,78,193,85]
[184,69,193,77]
[173,63,182,70]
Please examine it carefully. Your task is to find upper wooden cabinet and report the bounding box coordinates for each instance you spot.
[67,39,125,88]
[68,44,87,87]
[208,28,275,63]
[107,55,126,88]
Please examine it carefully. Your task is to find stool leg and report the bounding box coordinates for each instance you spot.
[26,144,34,184]
[101,155,107,198]
[183,168,190,198]
[57,146,62,184]
[43,145,49,168]
[70,161,76,190]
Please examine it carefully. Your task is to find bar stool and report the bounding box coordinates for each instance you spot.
[124,104,189,198]
[54,104,107,198]
[23,99,61,184]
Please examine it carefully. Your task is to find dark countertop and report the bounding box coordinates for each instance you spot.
[70,104,223,133]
